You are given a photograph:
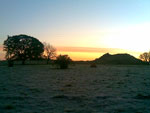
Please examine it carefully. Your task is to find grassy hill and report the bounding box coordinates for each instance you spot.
[94,53,147,65]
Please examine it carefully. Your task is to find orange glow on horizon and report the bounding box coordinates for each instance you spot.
[56,46,142,61]
[0,45,143,61]
[57,51,103,61]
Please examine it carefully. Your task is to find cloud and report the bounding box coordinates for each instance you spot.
[56,46,139,53]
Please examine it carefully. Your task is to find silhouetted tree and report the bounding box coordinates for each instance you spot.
[139,52,150,63]
[43,42,56,64]
[3,34,44,65]
[55,55,72,69]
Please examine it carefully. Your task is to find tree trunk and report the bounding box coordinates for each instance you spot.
[47,58,50,64]
[8,60,14,67]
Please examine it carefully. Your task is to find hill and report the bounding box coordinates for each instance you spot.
[94,53,146,65]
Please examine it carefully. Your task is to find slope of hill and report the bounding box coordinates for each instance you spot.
[94,53,146,65]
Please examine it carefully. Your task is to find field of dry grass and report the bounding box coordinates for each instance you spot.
[0,64,150,113]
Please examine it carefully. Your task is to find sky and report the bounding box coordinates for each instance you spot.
[0,0,150,60]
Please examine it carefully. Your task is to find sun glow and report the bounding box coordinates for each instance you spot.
[102,23,150,52]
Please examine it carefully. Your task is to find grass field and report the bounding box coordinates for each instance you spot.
[0,64,150,113]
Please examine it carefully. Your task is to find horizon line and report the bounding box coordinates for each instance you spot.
[0,45,143,60]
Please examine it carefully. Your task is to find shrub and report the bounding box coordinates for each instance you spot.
[55,55,72,69]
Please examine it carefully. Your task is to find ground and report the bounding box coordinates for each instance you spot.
[0,64,150,113]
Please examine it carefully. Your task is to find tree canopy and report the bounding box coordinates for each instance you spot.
[139,52,150,63]
[3,34,44,64]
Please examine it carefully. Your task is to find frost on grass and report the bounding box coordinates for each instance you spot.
[0,65,150,113]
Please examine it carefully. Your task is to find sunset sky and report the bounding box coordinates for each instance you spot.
[0,0,150,60]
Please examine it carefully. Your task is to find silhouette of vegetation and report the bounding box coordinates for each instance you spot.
[8,60,14,67]
[95,53,146,65]
[90,63,97,68]
[43,42,56,64]
[3,34,44,65]
[139,52,150,63]
[55,55,72,69]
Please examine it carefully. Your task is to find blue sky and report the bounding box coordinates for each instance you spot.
[0,0,150,60]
